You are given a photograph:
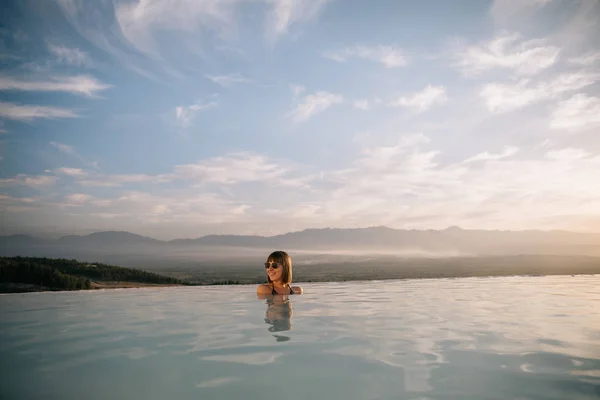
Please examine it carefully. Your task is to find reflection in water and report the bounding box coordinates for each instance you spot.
[263,295,293,341]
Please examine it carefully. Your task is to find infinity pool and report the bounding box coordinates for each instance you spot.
[1,275,599,400]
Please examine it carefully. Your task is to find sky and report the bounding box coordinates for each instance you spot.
[0,0,599,240]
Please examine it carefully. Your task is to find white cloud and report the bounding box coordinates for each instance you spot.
[480,72,599,113]
[0,174,58,187]
[545,147,590,161]
[464,146,519,163]
[480,82,541,113]
[541,72,598,93]
[267,0,330,36]
[568,51,600,66]
[48,44,92,67]
[12,152,307,191]
[173,152,291,185]
[79,174,168,187]
[197,378,240,388]
[550,94,600,131]
[39,158,167,188]
[48,152,310,192]
[206,73,252,87]
[25,176,58,187]
[102,191,252,225]
[64,193,93,205]
[389,85,447,112]
[115,0,235,55]
[114,0,330,55]
[50,141,77,156]
[352,97,383,111]
[5,138,600,234]
[0,195,39,205]
[324,44,407,68]
[0,102,78,121]
[287,91,343,122]
[175,98,218,128]
[0,75,111,97]
[453,32,560,76]
[54,0,166,81]
[91,199,113,207]
[50,142,99,169]
[354,99,371,110]
[55,167,88,177]
[312,135,600,230]
[356,133,432,170]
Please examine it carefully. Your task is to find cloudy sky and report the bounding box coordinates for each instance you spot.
[1,0,599,239]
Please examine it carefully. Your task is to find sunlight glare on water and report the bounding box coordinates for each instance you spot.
[1,275,599,400]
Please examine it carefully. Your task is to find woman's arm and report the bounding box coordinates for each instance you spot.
[257,284,272,296]
[292,286,303,294]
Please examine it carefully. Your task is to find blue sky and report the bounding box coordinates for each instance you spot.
[1,0,599,239]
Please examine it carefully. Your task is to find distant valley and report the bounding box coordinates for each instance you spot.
[1,226,599,281]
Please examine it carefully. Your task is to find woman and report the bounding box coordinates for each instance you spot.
[257,250,303,296]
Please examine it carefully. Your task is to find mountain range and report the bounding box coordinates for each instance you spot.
[2,226,600,259]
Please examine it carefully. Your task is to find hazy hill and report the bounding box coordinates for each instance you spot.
[1,227,599,263]
[169,226,600,254]
[57,231,163,248]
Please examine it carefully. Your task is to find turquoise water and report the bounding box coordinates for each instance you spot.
[1,275,599,400]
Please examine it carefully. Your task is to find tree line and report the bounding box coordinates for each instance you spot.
[0,257,182,291]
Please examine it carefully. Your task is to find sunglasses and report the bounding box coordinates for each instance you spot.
[264,262,281,269]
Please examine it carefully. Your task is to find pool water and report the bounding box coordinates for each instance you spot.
[1,275,599,400]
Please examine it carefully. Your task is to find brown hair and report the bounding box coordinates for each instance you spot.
[266,250,292,285]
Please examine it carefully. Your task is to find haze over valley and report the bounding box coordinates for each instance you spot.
[3,226,599,284]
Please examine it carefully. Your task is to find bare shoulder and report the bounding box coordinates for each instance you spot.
[292,286,303,294]
[257,284,272,295]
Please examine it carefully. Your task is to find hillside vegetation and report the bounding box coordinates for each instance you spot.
[0,257,182,293]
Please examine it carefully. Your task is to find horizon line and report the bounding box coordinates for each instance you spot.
[3,225,600,241]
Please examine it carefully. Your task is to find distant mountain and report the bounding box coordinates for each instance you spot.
[1,226,599,259]
[0,231,165,261]
[171,226,600,255]
[57,231,162,248]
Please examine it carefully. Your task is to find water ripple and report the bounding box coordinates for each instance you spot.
[0,275,599,400]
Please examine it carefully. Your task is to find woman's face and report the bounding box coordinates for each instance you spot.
[265,260,283,282]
